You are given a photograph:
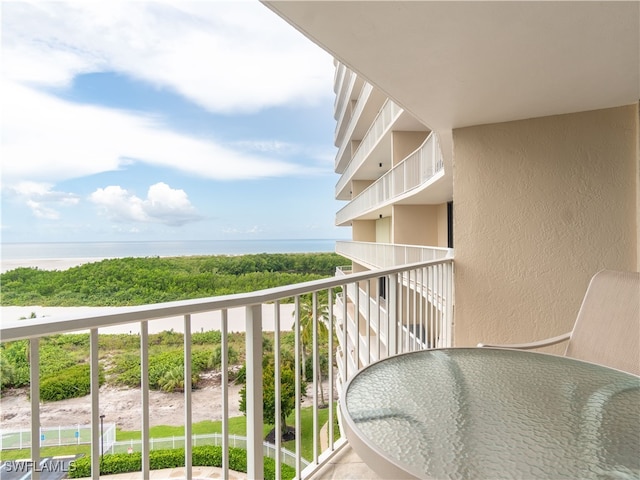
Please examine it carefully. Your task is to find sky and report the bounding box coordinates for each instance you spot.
[1,1,350,244]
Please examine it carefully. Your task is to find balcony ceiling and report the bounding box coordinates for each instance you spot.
[264,1,640,131]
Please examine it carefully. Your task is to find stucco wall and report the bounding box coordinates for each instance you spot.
[393,205,439,245]
[392,131,429,166]
[352,220,376,242]
[351,180,372,197]
[375,216,391,243]
[452,104,638,347]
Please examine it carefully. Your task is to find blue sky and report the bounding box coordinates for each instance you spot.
[1,1,349,243]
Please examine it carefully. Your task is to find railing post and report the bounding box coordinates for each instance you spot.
[140,322,150,478]
[388,273,398,356]
[246,304,264,480]
[274,301,282,480]
[445,262,454,347]
[184,314,192,480]
[221,309,229,478]
[30,338,40,480]
[90,328,99,480]
[294,296,303,475]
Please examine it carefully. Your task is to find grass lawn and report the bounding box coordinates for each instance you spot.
[0,406,340,463]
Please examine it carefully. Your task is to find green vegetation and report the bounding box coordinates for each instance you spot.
[0,252,342,466]
[68,445,296,479]
[40,363,104,401]
[1,330,270,399]
[0,253,346,306]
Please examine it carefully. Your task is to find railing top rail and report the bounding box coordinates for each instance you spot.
[345,131,435,205]
[1,258,453,342]
[335,240,452,253]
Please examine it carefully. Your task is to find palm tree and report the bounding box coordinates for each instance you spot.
[294,294,329,406]
[157,366,198,392]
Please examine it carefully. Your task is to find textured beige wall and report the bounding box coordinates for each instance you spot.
[453,104,638,347]
[351,180,372,197]
[392,131,429,166]
[375,216,391,243]
[352,220,376,242]
[393,205,438,245]
[637,104,640,271]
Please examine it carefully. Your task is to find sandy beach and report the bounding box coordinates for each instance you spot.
[0,257,108,274]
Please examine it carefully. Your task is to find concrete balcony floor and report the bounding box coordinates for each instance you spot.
[307,444,382,480]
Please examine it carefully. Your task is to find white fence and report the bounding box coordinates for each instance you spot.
[1,423,116,452]
[112,433,308,469]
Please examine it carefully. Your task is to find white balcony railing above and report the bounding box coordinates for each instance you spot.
[335,99,403,197]
[334,71,357,145]
[336,241,453,270]
[336,132,445,225]
[334,82,374,172]
[1,258,453,480]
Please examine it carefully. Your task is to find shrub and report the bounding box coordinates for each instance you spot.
[192,330,221,345]
[69,445,295,479]
[40,364,104,402]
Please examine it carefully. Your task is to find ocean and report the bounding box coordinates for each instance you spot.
[1,239,339,261]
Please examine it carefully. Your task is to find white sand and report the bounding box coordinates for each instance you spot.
[0,257,296,333]
[1,257,108,274]
[1,304,296,334]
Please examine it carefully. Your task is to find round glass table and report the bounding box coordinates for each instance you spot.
[341,348,640,480]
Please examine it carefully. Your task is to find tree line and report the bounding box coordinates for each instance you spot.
[0,252,346,306]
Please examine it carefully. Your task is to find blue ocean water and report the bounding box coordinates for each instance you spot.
[1,239,339,260]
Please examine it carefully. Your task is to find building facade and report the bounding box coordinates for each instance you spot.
[265,1,639,363]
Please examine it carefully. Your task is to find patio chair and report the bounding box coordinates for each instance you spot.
[478,269,640,375]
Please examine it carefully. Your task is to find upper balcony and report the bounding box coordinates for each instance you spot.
[333,69,363,147]
[334,85,386,174]
[336,132,446,226]
[336,240,453,270]
[335,99,404,201]
[0,258,454,480]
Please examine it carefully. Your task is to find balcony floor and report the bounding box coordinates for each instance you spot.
[307,444,382,480]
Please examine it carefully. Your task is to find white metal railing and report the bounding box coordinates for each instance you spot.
[334,68,355,134]
[335,265,352,276]
[334,260,453,387]
[333,62,346,96]
[336,132,445,225]
[336,241,453,270]
[334,82,374,172]
[335,99,404,197]
[0,258,453,480]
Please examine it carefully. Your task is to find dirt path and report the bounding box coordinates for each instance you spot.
[1,374,243,432]
[1,375,335,433]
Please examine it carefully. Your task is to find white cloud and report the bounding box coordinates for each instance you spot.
[7,181,80,219]
[2,1,333,113]
[1,81,319,185]
[89,182,202,227]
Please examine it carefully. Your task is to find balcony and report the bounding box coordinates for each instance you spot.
[334,84,387,174]
[336,132,445,225]
[0,258,454,480]
[333,70,359,148]
[336,241,453,270]
[335,99,404,200]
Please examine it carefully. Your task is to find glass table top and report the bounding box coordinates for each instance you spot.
[342,348,640,480]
